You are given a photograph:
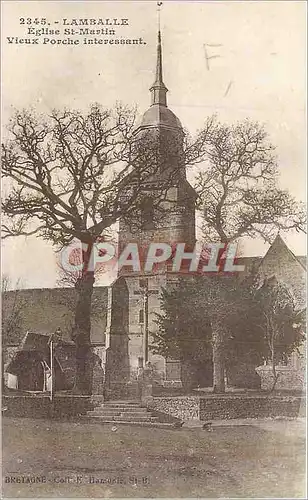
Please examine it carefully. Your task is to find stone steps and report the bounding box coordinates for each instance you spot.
[85,400,176,427]
[90,411,149,418]
[103,402,141,408]
[98,407,148,413]
[87,415,159,422]
[78,416,176,429]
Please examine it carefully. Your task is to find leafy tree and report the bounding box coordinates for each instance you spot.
[1,104,190,393]
[204,272,260,393]
[153,273,258,393]
[153,272,306,394]
[255,276,305,391]
[152,277,212,389]
[193,116,306,243]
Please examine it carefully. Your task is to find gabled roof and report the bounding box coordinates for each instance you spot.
[19,332,74,352]
[19,332,50,352]
[262,234,306,271]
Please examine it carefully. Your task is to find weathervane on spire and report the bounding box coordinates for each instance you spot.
[157,2,163,32]
[149,1,168,107]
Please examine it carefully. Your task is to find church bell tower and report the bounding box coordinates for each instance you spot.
[117,28,197,381]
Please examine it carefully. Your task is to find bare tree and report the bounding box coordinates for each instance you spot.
[56,239,110,288]
[1,104,193,393]
[1,276,25,346]
[56,244,110,338]
[1,276,27,389]
[189,116,306,391]
[193,116,306,243]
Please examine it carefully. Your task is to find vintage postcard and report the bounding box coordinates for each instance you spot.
[1,1,306,499]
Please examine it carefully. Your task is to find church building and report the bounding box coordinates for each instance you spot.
[2,30,305,396]
[113,29,197,384]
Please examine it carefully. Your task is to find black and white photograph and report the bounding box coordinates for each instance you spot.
[1,1,306,498]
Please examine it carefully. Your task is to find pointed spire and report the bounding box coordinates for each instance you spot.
[155,31,163,86]
[150,29,168,107]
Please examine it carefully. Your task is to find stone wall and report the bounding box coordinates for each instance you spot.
[256,365,306,391]
[164,359,182,387]
[199,395,305,420]
[3,394,92,418]
[147,396,200,420]
[146,394,305,421]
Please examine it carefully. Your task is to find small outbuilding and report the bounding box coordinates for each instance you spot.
[5,332,76,392]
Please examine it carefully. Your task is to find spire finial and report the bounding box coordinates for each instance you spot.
[157,2,162,32]
[150,2,168,107]
[157,2,163,33]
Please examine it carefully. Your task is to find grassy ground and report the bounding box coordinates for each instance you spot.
[2,417,306,498]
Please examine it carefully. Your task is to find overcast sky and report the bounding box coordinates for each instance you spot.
[1,1,306,289]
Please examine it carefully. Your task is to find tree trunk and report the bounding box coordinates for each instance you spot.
[72,242,95,395]
[211,242,228,393]
[270,347,279,393]
[212,330,226,393]
[180,359,197,392]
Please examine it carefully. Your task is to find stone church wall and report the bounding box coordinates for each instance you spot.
[124,274,167,379]
[2,287,108,345]
[258,239,306,309]
[256,237,306,390]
